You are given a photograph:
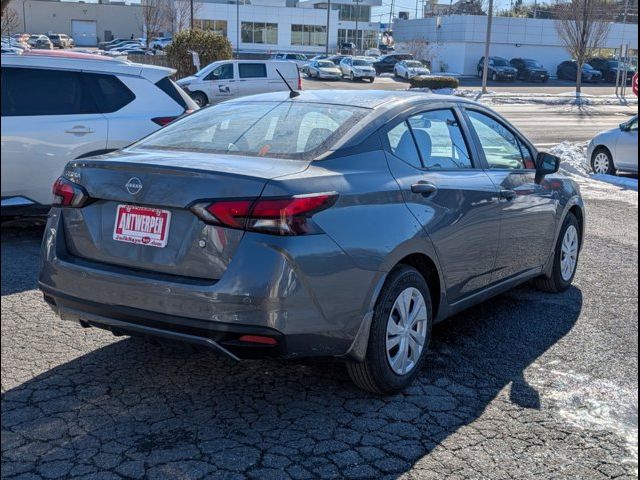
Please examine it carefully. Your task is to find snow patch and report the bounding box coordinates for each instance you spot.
[548,141,591,177]
[591,174,639,191]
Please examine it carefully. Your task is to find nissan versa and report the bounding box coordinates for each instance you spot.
[39,90,585,394]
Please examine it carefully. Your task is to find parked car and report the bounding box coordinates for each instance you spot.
[339,41,356,54]
[365,48,381,57]
[12,33,30,44]
[477,56,517,81]
[150,37,172,50]
[271,53,308,69]
[587,115,638,175]
[373,53,414,75]
[48,34,75,49]
[302,55,330,75]
[176,60,300,107]
[393,59,430,79]
[38,90,585,394]
[339,57,376,82]
[307,59,342,80]
[509,58,549,82]
[28,35,53,50]
[0,50,197,217]
[328,54,351,66]
[588,58,636,83]
[104,41,143,51]
[378,43,395,54]
[556,60,603,82]
[98,38,129,49]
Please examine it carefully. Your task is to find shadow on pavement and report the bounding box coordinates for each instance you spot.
[2,261,583,479]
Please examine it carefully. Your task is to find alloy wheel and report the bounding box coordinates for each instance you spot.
[385,287,428,375]
[560,225,579,281]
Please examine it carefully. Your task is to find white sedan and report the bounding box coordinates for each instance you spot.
[587,115,638,175]
[393,60,430,80]
[338,57,376,82]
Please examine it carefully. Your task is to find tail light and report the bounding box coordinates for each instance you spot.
[191,193,337,236]
[151,116,179,126]
[297,70,302,90]
[52,177,90,207]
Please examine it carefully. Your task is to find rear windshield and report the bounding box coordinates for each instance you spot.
[134,101,368,160]
[524,60,543,68]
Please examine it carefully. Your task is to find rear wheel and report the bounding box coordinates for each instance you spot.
[591,147,615,175]
[535,213,580,293]
[368,77,375,83]
[347,266,432,394]
[191,91,208,107]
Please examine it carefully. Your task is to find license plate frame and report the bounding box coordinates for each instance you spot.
[113,204,171,248]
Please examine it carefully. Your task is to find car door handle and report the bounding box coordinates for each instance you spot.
[500,189,517,200]
[65,126,94,135]
[411,182,438,196]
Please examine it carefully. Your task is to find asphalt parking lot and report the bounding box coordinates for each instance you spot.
[1,173,637,479]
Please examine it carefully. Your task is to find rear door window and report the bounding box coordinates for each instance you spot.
[83,73,135,113]
[154,76,191,110]
[407,109,473,169]
[238,63,267,79]
[386,121,421,168]
[1,67,96,116]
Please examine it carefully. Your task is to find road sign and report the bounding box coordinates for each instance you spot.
[633,73,638,97]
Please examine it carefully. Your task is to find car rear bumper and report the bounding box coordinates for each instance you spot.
[39,208,379,359]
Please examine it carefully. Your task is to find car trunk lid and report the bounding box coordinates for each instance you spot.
[61,149,309,280]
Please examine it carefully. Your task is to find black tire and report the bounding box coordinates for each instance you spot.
[535,213,580,293]
[368,77,375,83]
[346,266,432,394]
[191,91,208,107]
[590,146,615,175]
[405,73,409,80]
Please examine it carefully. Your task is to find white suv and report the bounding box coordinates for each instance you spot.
[1,50,198,216]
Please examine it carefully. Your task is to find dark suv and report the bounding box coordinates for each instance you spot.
[588,58,635,83]
[373,54,414,75]
[510,58,549,82]
[477,56,517,81]
[556,60,603,82]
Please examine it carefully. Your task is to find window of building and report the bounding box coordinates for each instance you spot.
[291,24,327,46]
[241,22,278,44]
[337,29,378,50]
[195,19,228,37]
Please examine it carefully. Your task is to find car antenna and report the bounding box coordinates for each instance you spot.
[275,68,300,98]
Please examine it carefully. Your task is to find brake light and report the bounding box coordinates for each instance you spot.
[151,116,179,126]
[52,177,90,207]
[191,193,337,235]
[297,70,302,90]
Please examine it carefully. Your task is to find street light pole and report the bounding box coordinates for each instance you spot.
[354,0,362,54]
[481,0,493,94]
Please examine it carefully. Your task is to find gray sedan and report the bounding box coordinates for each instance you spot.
[39,90,585,394]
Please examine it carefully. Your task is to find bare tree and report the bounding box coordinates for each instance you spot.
[140,0,168,47]
[1,0,12,15]
[1,4,19,39]
[170,0,202,33]
[401,39,434,65]
[555,0,612,96]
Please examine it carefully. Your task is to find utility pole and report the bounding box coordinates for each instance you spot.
[325,0,331,54]
[388,0,395,29]
[533,0,538,18]
[354,0,362,53]
[481,0,493,94]
[236,0,240,59]
[190,0,194,29]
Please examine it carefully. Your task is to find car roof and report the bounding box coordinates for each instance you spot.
[0,50,175,81]
[226,89,478,109]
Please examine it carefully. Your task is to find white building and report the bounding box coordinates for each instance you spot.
[194,0,381,54]
[393,15,638,75]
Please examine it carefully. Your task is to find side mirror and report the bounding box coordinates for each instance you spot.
[535,152,560,182]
